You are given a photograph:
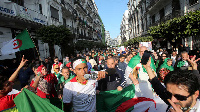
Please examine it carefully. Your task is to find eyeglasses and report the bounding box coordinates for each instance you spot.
[165,90,191,101]
[55,68,59,69]
[42,68,47,70]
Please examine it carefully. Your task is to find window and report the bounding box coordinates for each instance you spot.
[50,6,59,20]
[9,0,24,6]
[63,18,66,27]
[152,14,155,24]
[159,8,165,21]
[39,4,42,14]
[189,0,198,6]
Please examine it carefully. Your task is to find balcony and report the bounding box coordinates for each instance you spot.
[146,0,171,15]
[61,0,74,15]
[86,3,93,13]
[74,0,87,16]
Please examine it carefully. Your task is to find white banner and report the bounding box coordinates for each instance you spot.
[0,1,47,25]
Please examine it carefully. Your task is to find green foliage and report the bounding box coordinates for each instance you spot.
[36,25,73,56]
[148,10,200,40]
[75,40,106,51]
[36,25,72,45]
[120,36,153,47]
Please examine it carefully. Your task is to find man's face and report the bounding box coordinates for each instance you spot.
[74,63,88,80]
[120,57,125,62]
[162,54,167,60]
[1,81,14,94]
[172,52,176,56]
[107,59,115,68]
[66,57,69,62]
[54,58,59,64]
[33,68,38,75]
[139,47,147,57]
[86,56,89,61]
[62,69,70,79]
[182,53,188,61]
[45,59,48,63]
[167,60,173,66]
[166,83,198,110]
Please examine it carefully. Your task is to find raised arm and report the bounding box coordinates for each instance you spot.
[9,55,28,82]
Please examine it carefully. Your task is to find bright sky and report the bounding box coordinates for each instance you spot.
[95,0,129,39]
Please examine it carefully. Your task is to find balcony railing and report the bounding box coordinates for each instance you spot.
[74,0,87,14]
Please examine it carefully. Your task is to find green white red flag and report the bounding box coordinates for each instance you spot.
[1,30,35,55]
[96,82,168,112]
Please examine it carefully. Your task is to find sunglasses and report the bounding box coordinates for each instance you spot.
[55,68,59,69]
[165,90,191,101]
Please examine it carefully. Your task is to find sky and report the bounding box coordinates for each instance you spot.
[95,0,129,39]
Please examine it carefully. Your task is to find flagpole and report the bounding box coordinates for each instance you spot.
[26,29,42,61]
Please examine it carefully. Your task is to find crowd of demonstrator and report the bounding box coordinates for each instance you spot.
[1,45,200,112]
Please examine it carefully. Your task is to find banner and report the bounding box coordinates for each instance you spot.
[0,1,47,25]
[139,42,152,51]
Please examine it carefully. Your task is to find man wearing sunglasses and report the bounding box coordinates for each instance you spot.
[144,56,200,112]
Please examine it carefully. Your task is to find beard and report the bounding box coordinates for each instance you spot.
[180,97,193,112]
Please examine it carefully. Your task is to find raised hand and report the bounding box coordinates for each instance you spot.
[187,55,200,70]
[18,55,28,68]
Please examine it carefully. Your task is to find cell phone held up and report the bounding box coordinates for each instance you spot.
[141,50,152,65]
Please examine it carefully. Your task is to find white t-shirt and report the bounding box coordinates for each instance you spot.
[63,76,96,112]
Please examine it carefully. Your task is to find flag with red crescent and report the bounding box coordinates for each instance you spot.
[1,30,35,55]
[96,82,168,112]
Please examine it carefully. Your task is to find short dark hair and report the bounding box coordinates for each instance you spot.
[61,66,70,72]
[54,56,58,60]
[119,54,126,58]
[164,70,199,95]
[0,76,8,90]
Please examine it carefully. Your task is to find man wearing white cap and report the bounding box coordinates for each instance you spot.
[63,58,105,112]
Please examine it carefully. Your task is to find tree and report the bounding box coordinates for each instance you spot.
[36,25,73,58]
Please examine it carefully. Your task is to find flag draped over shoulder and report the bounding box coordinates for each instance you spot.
[13,88,63,112]
[97,83,168,112]
[127,53,156,73]
[1,30,35,55]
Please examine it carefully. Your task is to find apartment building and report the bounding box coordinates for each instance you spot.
[127,0,200,49]
[0,0,104,60]
[120,10,129,43]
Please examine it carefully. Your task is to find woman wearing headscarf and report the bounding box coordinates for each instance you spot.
[30,65,58,98]
[158,58,174,83]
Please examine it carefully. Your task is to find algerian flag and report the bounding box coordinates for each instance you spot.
[125,54,156,84]
[14,88,63,112]
[96,82,168,112]
[1,30,35,55]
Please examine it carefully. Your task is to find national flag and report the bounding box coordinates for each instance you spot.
[13,88,63,112]
[96,82,168,112]
[1,30,35,55]
[127,53,156,73]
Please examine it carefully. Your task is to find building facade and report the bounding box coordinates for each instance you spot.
[120,10,129,44]
[127,0,200,49]
[105,30,111,46]
[0,0,104,60]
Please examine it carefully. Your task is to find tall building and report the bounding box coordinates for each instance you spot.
[120,10,130,43]
[127,0,200,48]
[0,0,104,60]
[105,30,111,46]
[117,35,122,45]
